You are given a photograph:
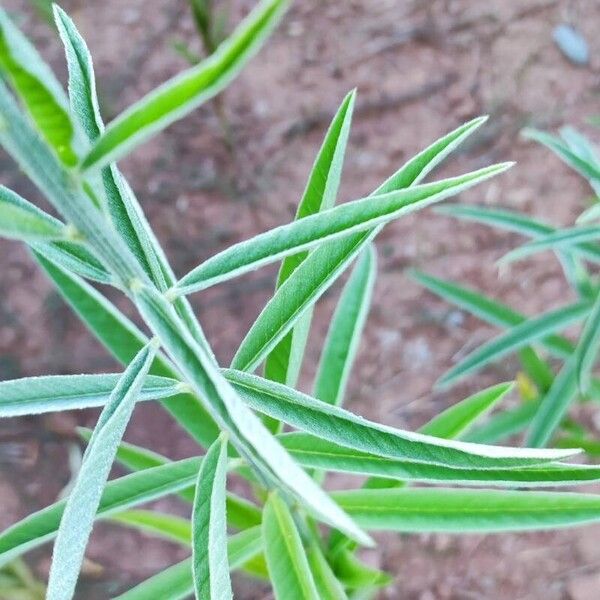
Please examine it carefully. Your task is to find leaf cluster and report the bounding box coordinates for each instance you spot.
[0,3,599,599]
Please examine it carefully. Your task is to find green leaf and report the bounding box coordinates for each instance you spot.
[53,8,196,295]
[438,302,589,388]
[54,5,206,303]
[100,167,167,288]
[0,7,78,165]
[192,435,232,600]
[279,432,600,487]
[31,240,111,283]
[437,203,597,297]
[224,369,579,468]
[109,510,191,545]
[576,289,600,393]
[0,457,202,567]
[0,373,181,417]
[306,544,348,600]
[410,270,574,357]
[518,347,555,393]
[464,402,538,445]
[332,549,391,591]
[578,202,600,223]
[34,251,148,363]
[134,284,371,546]
[33,252,220,447]
[0,186,66,241]
[177,167,509,297]
[314,246,375,406]
[436,203,559,237]
[103,158,215,358]
[263,492,320,600]
[523,128,600,185]
[231,163,512,373]
[501,226,600,265]
[557,435,600,456]
[264,89,356,388]
[420,382,513,439]
[113,527,263,600]
[81,0,290,171]
[361,383,515,489]
[560,126,600,168]
[333,487,600,532]
[53,5,103,142]
[46,341,157,600]
[526,358,578,448]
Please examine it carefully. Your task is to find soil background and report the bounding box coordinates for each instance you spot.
[1,1,600,598]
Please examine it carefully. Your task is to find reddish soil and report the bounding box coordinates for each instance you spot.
[1,1,600,598]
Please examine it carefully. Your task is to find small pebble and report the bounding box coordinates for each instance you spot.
[553,24,589,66]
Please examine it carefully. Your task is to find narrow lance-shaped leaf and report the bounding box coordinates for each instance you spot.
[279,432,600,487]
[263,492,320,600]
[134,283,372,546]
[231,162,512,373]
[30,240,111,284]
[81,0,290,171]
[578,203,600,223]
[113,527,264,600]
[224,369,579,469]
[526,357,578,448]
[0,185,110,283]
[53,4,103,142]
[332,548,391,592]
[265,89,356,388]
[523,128,600,184]
[33,253,220,447]
[174,170,509,296]
[420,382,513,439]
[333,487,600,533]
[361,382,513,488]
[0,7,78,165]
[438,301,589,388]
[500,226,600,265]
[410,270,574,357]
[0,186,67,241]
[0,75,146,288]
[314,246,376,406]
[0,373,182,417]
[192,435,232,600]
[436,203,596,297]
[306,544,349,600]
[110,510,192,545]
[54,4,164,284]
[53,8,200,301]
[46,341,158,600]
[0,455,201,567]
[574,290,600,393]
[560,126,600,167]
[465,402,538,445]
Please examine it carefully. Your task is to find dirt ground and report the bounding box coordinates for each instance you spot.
[1,0,600,598]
